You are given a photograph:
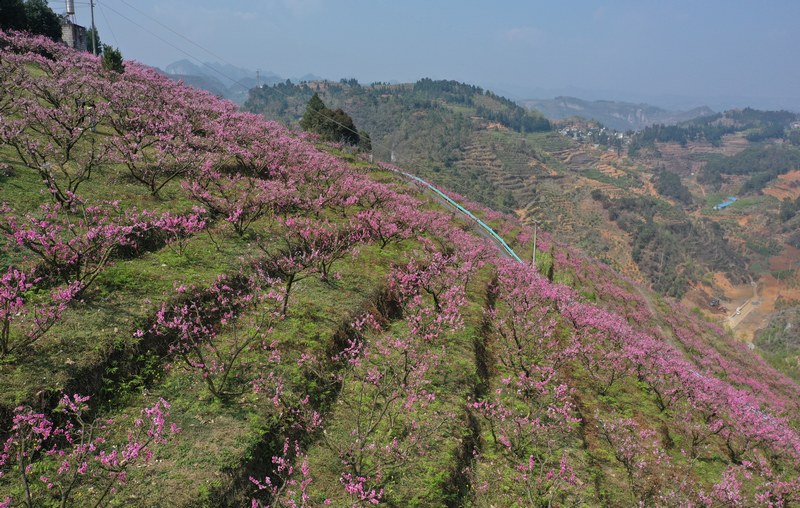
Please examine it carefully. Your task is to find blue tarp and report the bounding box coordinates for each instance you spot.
[713,197,737,210]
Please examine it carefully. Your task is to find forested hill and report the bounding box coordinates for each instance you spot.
[630,108,800,152]
[244,79,550,209]
[629,108,800,194]
[246,78,551,136]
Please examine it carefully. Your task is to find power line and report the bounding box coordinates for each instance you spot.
[46,1,93,6]
[101,1,380,152]
[96,2,120,48]
[99,1,514,224]
[100,2,256,93]
[116,0,231,72]
[107,0,366,141]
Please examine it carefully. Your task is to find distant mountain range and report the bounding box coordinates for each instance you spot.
[160,59,323,104]
[521,96,714,131]
[162,59,714,130]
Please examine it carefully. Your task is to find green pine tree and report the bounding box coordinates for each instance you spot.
[101,44,124,73]
[299,93,326,132]
[23,0,61,41]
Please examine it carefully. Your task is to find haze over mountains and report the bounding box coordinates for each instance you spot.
[161,59,323,104]
[163,59,800,133]
[160,59,703,131]
[522,96,714,131]
[490,82,800,115]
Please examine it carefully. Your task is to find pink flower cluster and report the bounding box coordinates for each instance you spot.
[0,394,177,507]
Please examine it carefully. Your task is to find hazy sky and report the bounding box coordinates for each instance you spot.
[57,0,800,110]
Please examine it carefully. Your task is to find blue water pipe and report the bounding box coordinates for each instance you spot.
[385,166,524,264]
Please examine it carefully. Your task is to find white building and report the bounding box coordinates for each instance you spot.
[61,18,88,52]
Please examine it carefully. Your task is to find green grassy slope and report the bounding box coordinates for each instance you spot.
[2,31,800,507]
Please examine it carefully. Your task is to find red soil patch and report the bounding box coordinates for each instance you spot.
[642,178,658,198]
[764,170,800,201]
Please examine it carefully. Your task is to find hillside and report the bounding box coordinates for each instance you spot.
[521,96,714,131]
[509,114,800,350]
[623,111,800,344]
[245,79,800,325]
[2,30,800,507]
[244,78,551,212]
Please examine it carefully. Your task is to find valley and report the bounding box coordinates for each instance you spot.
[246,83,800,353]
[539,132,800,344]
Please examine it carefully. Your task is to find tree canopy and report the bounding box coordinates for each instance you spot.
[101,44,124,73]
[299,92,326,132]
[300,93,362,147]
[0,0,27,32]
[0,0,61,40]
[653,168,693,205]
[24,0,61,40]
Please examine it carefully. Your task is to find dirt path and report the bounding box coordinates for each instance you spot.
[724,276,760,336]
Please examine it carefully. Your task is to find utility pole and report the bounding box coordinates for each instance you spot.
[90,0,97,56]
[256,69,260,87]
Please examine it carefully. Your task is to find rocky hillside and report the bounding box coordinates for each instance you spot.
[2,31,800,507]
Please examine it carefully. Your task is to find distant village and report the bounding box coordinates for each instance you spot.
[557,121,628,150]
